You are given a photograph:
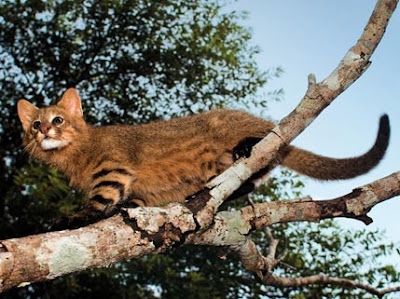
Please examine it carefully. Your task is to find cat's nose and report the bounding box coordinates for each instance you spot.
[40,122,51,135]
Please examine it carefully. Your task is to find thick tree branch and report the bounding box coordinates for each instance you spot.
[0,214,155,292]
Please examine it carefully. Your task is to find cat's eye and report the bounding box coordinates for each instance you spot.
[33,121,41,130]
[52,117,64,125]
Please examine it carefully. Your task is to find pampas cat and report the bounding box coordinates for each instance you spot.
[17,88,390,229]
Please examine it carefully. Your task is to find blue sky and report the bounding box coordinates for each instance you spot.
[229,1,400,245]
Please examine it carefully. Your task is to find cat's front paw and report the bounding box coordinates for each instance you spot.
[50,216,71,231]
[232,137,262,160]
[50,215,88,231]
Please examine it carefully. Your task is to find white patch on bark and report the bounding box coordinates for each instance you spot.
[346,187,379,215]
[343,50,361,65]
[36,234,95,279]
[127,204,196,233]
[269,206,289,224]
[323,71,340,90]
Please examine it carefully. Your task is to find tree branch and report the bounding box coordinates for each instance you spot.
[190,172,400,297]
[247,171,400,229]
[235,226,400,298]
[263,272,400,298]
[191,172,400,255]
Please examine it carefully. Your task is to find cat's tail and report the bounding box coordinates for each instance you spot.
[280,115,390,180]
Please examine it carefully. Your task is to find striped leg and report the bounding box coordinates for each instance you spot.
[51,166,138,230]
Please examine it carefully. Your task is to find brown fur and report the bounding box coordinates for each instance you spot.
[17,88,390,229]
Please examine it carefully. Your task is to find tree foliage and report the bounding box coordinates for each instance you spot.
[0,0,398,298]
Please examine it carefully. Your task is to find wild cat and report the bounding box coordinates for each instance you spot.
[17,88,390,229]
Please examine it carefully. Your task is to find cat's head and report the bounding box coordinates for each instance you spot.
[17,88,87,156]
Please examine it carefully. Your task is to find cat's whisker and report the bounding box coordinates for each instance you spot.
[22,140,33,153]
[23,139,38,160]
[29,143,38,160]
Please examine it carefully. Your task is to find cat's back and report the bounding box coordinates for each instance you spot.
[90,109,237,140]
[89,109,272,161]
[112,109,261,137]
[91,109,272,146]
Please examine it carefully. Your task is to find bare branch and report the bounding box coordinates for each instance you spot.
[262,273,400,298]
[245,171,400,229]
[229,228,400,297]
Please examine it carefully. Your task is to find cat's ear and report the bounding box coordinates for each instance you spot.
[17,99,39,132]
[57,88,83,117]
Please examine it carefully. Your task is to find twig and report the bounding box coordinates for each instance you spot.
[262,273,400,298]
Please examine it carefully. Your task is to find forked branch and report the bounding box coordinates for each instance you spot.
[228,229,400,298]
[190,172,400,297]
